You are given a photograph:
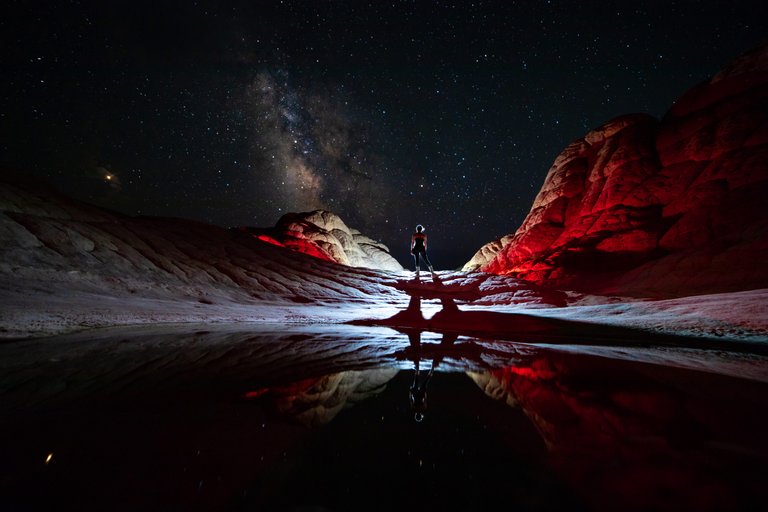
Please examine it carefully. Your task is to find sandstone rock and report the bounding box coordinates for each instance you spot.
[250,210,404,272]
[0,180,406,337]
[471,43,768,297]
[461,234,513,271]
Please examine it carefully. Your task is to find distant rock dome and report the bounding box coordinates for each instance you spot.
[253,210,404,272]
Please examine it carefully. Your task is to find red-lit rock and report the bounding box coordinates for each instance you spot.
[245,210,403,271]
[467,44,768,297]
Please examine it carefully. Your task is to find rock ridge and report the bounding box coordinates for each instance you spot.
[465,43,768,297]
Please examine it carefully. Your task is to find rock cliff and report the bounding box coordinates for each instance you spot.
[466,44,768,297]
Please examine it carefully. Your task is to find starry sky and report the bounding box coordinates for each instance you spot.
[2,1,766,269]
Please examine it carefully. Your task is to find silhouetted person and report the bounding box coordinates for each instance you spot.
[409,356,434,422]
[410,224,434,276]
[403,330,450,422]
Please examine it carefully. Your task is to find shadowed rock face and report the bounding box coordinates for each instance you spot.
[247,210,404,271]
[467,43,768,297]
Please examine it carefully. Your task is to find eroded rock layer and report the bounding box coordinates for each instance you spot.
[0,180,404,337]
[248,210,403,271]
[469,44,768,297]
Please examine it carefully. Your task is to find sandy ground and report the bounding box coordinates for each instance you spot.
[2,270,767,345]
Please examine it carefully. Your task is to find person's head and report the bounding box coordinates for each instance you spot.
[416,224,424,233]
[410,389,427,421]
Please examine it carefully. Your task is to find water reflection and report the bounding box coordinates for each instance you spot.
[400,329,459,422]
[244,368,397,428]
[0,324,766,511]
[471,354,768,511]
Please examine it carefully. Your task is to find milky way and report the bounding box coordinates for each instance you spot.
[243,70,392,224]
[2,1,767,268]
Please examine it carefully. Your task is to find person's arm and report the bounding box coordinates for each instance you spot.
[411,234,415,250]
[424,234,428,250]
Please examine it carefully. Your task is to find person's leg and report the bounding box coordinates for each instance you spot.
[413,252,420,271]
[422,252,433,272]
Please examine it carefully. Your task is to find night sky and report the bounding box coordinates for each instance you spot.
[2,1,766,269]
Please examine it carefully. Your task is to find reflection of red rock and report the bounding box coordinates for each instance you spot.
[472,355,768,512]
[467,44,768,297]
[244,369,398,427]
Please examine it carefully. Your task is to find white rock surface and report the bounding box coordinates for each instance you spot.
[0,181,406,338]
[461,234,513,271]
[271,210,404,271]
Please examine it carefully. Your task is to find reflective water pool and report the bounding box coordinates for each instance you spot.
[1,324,767,511]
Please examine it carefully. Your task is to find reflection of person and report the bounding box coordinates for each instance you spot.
[409,357,435,422]
[410,224,434,276]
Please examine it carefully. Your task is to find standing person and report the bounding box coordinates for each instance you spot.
[410,224,434,276]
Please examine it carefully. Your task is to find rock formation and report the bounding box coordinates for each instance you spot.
[462,234,513,272]
[0,180,404,337]
[466,43,768,297]
[247,210,403,272]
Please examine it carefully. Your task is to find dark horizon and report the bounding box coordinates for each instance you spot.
[2,1,767,269]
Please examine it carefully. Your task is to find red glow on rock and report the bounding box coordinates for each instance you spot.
[270,377,324,395]
[256,235,285,247]
[244,388,270,399]
[472,46,768,297]
[280,238,336,263]
[491,360,558,382]
[255,233,336,263]
[243,377,323,401]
